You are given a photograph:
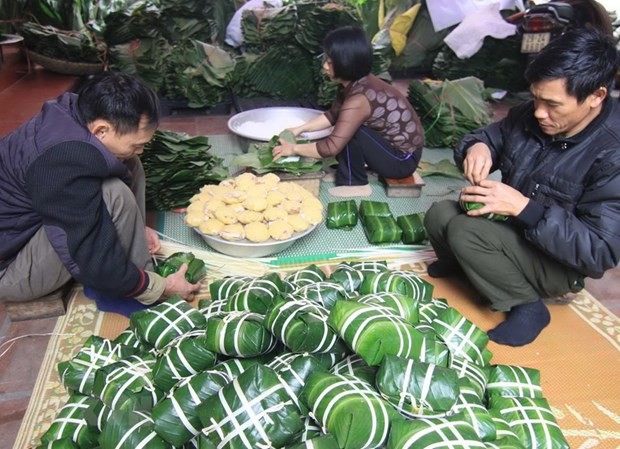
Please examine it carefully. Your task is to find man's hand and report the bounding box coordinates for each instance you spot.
[163,264,200,302]
[460,180,530,217]
[272,138,296,162]
[145,226,161,254]
[463,142,493,185]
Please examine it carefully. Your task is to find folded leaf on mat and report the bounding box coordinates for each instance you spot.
[486,365,543,399]
[130,296,207,350]
[387,416,486,448]
[40,394,100,448]
[99,409,172,449]
[198,364,304,448]
[302,372,398,449]
[326,200,359,230]
[205,311,278,357]
[376,355,460,418]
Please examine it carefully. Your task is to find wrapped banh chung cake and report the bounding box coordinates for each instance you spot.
[42,262,569,449]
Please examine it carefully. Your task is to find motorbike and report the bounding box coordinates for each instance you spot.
[518,2,576,54]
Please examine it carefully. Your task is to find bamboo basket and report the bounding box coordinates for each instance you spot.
[27,50,104,76]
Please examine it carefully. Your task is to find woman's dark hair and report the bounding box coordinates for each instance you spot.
[525,28,619,103]
[77,71,160,135]
[323,26,373,82]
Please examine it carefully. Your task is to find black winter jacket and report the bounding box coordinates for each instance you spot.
[454,98,620,279]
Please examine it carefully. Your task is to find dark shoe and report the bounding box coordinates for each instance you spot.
[426,259,463,278]
[83,287,149,317]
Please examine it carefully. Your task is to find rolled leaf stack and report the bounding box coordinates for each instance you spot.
[285,264,326,288]
[326,200,358,230]
[99,409,172,449]
[58,335,135,395]
[152,330,217,392]
[353,292,419,324]
[330,354,377,385]
[39,394,100,448]
[376,355,460,418]
[198,364,304,448]
[303,372,398,449]
[92,354,164,411]
[291,281,350,309]
[432,307,491,366]
[205,312,278,357]
[152,370,231,447]
[386,416,486,448]
[328,300,430,366]
[360,270,433,304]
[362,215,403,244]
[452,378,497,441]
[130,296,207,350]
[208,276,252,301]
[486,365,543,399]
[397,212,427,244]
[329,265,365,293]
[226,272,284,313]
[264,298,346,354]
[489,396,569,449]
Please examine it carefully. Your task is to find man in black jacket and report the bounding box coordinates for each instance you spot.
[424,28,620,346]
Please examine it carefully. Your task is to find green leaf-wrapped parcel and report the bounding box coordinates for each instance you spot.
[358,200,393,219]
[397,212,427,244]
[328,300,433,366]
[432,307,490,367]
[302,372,399,449]
[386,416,486,449]
[290,281,350,309]
[326,200,358,230]
[39,394,100,448]
[198,364,304,449]
[34,438,80,449]
[99,409,172,449]
[352,291,419,324]
[225,272,284,314]
[330,354,378,385]
[362,215,403,244]
[376,355,460,418]
[284,264,327,288]
[205,311,278,357]
[486,365,543,399]
[360,270,434,304]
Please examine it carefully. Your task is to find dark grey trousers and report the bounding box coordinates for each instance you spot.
[424,200,584,311]
[0,156,153,301]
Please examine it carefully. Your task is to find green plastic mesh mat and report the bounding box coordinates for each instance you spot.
[156,134,478,265]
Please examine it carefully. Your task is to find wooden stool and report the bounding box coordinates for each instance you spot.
[382,172,426,198]
[4,281,74,322]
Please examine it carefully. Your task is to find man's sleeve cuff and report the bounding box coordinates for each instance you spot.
[513,199,545,228]
[134,272,166,305]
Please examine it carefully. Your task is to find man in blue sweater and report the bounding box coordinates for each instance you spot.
[0,72,199,315]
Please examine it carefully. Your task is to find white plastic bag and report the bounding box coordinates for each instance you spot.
[225,0,284,47]
[426,0,524,31]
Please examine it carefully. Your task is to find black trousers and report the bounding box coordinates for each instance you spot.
[335,126,418,186]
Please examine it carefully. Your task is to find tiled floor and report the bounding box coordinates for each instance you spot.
[0,46,618,449]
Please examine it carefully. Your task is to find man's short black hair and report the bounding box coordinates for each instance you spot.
[525,28,619,103]
[77,71,160,135]
[323,26,373,82]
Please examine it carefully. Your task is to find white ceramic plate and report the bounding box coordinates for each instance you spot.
[194,224,317,258]
[227,107,332,142]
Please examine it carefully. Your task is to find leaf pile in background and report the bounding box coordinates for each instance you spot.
[408,77,493,148]
[142,130,228,210]
[19,22,104,63]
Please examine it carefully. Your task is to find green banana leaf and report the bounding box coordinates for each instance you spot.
[99,409,172,449]
[376,355,460,418]
[92,354,164,412]
[205,312,278,357]
[284,264,327,289]
[397,212,427,244]
[432,307,490,366]
[234,137,323,176]
[326,200,358,230]
[302,372,398,449]
[152,330,218,392]
[152,370,230,447]
[417,159,463,179]
[328,300,431,366]
[362,215,403,244]
[84,399,113,432]
[387,415,486,448]
[225,272,284,314]
[486,365,543,399]
[329,354,377,385]
[39,394,100,447]
[290,281,350,309]
[198,364,304,448]
[358,200,393,219]
[264,298,347,354]
[58,335,135,395]
[352,291,419,324]
[130,296,207,350]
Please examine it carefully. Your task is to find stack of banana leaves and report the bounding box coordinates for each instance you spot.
[162,40,235,108]
[37,262,570,449]
[108,37,171,93]
[18,21,104,63]
[142,130,228,210]
[102,1,162,46]
[241,2,298,53]
[159,0,227,43]
[408,76,494,148]
[232,131,325,176]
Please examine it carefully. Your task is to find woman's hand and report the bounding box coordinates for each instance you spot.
[163,264,201,302]
[463,142,493,186]
[145,226,161,254]
[272,138,296,161]
[460,180,529,217]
